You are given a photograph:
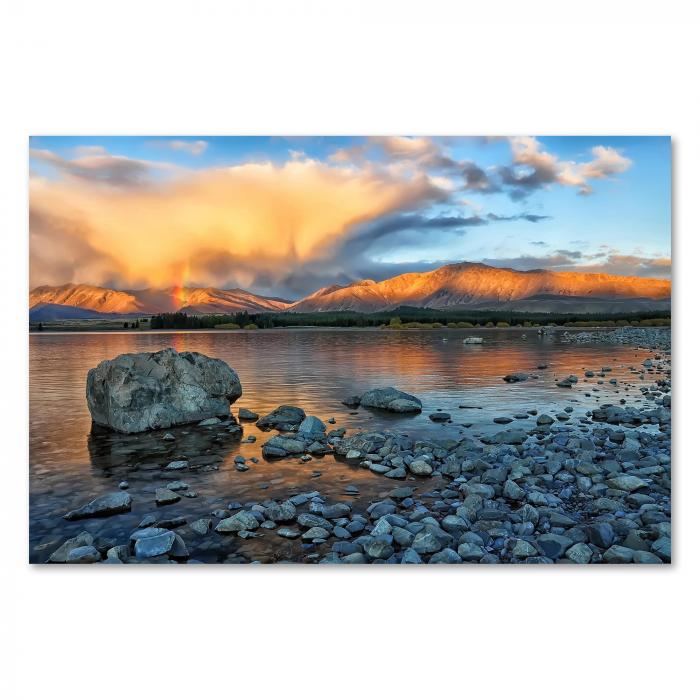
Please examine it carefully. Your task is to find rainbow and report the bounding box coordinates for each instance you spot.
[171,261,190,310]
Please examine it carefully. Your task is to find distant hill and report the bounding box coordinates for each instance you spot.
[29,283,293,317]
[288,262,671,313]
[28,303,120,321]
[29,262,671,319]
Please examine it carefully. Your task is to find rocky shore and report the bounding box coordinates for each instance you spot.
[40,327,671,565]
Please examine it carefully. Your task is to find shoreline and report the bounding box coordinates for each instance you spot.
[33,326,671,565]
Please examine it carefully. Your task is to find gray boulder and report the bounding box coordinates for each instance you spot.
[86,348,241,433]
[64,492,132,520]
[359,387,422,413]
[256,405,306,431]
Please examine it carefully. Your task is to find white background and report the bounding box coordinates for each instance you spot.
[1,2,697,698]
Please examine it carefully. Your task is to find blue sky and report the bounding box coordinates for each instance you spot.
[29,135,671,297]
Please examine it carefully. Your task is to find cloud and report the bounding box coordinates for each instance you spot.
[499,136,632,199]
[487,213,551,223]
[163,139,209,156]
[463,161,500,192]
[480,253,581,270]
[29,154,447,291]
[29,148,166,187]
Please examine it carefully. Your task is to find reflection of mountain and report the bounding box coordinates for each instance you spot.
[29,261,671,319]
[29,283,293,316]
[290,262,671,312]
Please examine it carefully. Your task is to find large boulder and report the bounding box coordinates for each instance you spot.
[359,387,422,413]
[86,348,241,433]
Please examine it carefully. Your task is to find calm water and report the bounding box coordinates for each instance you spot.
[29,327,661,562]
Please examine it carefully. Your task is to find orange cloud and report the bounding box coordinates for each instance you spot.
[29,158,443,289]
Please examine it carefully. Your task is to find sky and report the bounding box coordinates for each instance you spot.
[28,135,671,299]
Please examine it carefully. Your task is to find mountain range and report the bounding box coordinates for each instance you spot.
[29,262,671,320]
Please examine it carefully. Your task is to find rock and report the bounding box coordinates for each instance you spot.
[320,503,352,519]
[493,416,513,424]
[166,480,188,491]
[606,475,647,492]
[262,436,306,457]
[164,460,188,471]
[297,513,333,530]
[155,488,181,505]
[565,542,593,564]
[586,522,616,549]
[503,372,528,383]
[238,408,259,420]
[163,432,175,441]
[359,387,422,413]
[346,449,362,460]
[603,545,635,563]
[189,518,212,535]
[412,531,442,554]
[132,528,176,558]
[536,414,555,426]
[429,412,451,422]
[503,479,526,501]
[458,542,485,561]
[342,395,361,407]
[537,534,573,560]
[650,536,671,562]
[512,539,538,558]
[363,538,394,559]
[118,481,129,489]
[256,405,306,431]
[408,459,433,476]
[302,526,330,541]
[198,417,221,426]
[64,492,132,520]
[401,549,422,564]
[297,416,326,438]
[429,548,462,564]
[277,527,301,539]
[66,545,101,563]
[49,532,94,563]
[633,551,663,564]
[264,501,297,522]
[216,511,260,533]
[86,348,241,433]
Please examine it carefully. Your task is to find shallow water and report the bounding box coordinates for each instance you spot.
[29,327,664,562]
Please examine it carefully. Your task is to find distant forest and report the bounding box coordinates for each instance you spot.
[149,307,671,330]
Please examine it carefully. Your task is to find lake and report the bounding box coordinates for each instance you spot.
[29,327,661,562]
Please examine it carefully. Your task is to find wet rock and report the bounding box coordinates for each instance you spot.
[586,522,616,549]
[565,542,593,564]
[64,492,132,520]
[86,348,241,433]
[164,460,188,471]
[503,372,528,383]
[48,531,94,563]
[408,460,433,476]
[277,527,301,539]
[216,511,260,533]
[66,545,101,563]
[297,416,326,438]
[603,545,635,563]
[238,408,259,420]
[155,488,181,505]
[429,412,451,422]
[537,534,573,559]
[359,387,422,413]
[264,500,297,522]
[412,530,442,554]
[256,405,306,431]
[302,526,330,541]
[189,518,212,535]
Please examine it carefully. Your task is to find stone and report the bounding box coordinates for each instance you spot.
[256,405,306,431]
[216,511,260,533]
[164,460,188,471]
[277,527,301,539]
[297,416,326,437]
[189,518,212,535]
[650,536,671,562]
[363,538,394,559]
[262,436,306,456]
[429,548,462,564]
[198,417,221,426]
[401,549,422,564]
[66,545,101,563]
[359,387,422,413]
[565,542,593,564]
[503,372,529,383]
[48,531,93,563]
[512,539,538,558]
[503,479,526,501]
[603,545,635,563]
[586,522,616,549]
[633,551,663,564]
[537,414,555,426]
[606,475,647,492]
[238,408,259,420]
[346,449,362,460]
[408,460,433,476]
[412,530,442,554]
[166,480,188,491]
[429,412,451,422]
[537,534,573,560]
[264,501,297,522]
[133,529,176,558]
[458,542,485,561]
[155,488,181,505]
[86,348,241,433]
[64,492,132,520]
[297,513,334,530]
[302,526,330,541]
